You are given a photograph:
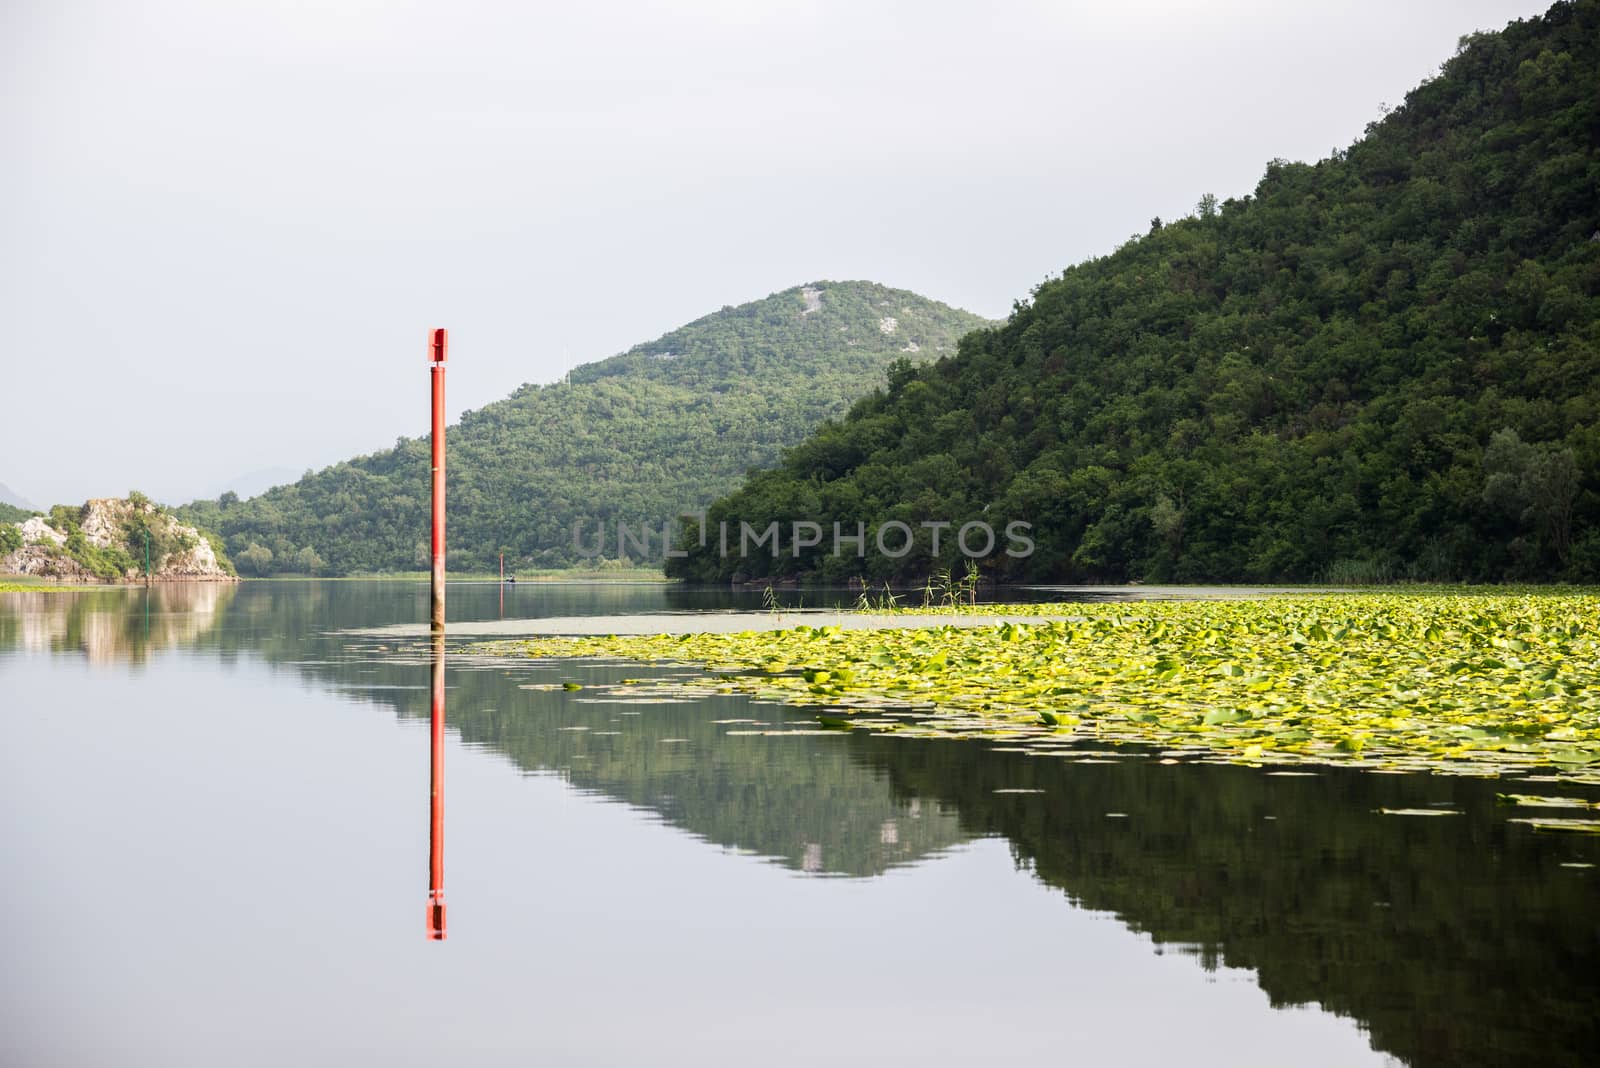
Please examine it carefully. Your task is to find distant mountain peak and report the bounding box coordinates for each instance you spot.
[177,281,992,574]
[569,280,990,388]
[0,482,35,511]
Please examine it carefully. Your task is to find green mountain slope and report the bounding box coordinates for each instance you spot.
[179,282,990,575]
[671,1,1600,585]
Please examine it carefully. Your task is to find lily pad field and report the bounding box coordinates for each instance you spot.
[479,592,1600,799]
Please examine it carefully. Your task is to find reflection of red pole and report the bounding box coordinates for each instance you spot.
[430,328,448,633]
[428,632,447,940]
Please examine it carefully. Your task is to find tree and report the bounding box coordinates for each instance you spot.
[295,546,325,574]
[1482,428,1580,565]
[1150,493,1186,555]
[238,543,274,576]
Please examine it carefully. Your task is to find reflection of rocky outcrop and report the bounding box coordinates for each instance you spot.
[0,584,236,663]
[849,734,1600,1068]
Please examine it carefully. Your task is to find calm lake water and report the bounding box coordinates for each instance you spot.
[2,582,1596,1067]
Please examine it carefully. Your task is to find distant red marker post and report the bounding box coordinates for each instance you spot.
[427,328,448,941]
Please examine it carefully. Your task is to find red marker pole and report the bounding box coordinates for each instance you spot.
[427,328,448,940]
[429,328,448,633]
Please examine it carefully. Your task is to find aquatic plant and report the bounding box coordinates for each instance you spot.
[477,593,1600,782]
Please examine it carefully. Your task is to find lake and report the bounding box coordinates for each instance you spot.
[2,581,1596,1066]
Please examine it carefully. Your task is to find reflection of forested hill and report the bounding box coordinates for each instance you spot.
[428,662,971,877]
[848,734,1600,1068]
[0,582,964,877]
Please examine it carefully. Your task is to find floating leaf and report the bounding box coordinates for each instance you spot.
[1377,808,1462,817]
[1508,818,1600,834]
[1495,793,1599,809]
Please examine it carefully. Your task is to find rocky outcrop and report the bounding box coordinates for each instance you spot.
[79,499,127,549]
[3,544,94,581]
[4,514,94,581]
[18,516,65,546]
[1,497,236,583]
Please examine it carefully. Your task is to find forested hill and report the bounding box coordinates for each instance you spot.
[178,282,990,574]
[671,0,1600,586]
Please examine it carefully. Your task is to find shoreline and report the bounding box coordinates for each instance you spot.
[0,575,239,589]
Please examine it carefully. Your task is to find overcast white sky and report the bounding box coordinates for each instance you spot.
[3,0,1544,506]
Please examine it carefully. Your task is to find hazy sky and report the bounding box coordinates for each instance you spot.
[3,0,1544,506]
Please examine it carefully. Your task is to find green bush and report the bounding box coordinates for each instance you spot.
[204,533,237,576]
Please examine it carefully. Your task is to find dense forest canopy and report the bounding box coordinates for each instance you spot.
[671,0,1600,585]
[177,282,989,575]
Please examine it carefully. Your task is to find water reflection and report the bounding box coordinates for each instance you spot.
[845,734,1600,1068]
[0,583,234,663]
[2,582,1597,1066]
[428,632,447,941]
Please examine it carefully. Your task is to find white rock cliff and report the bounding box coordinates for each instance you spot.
[2,497,236,582]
